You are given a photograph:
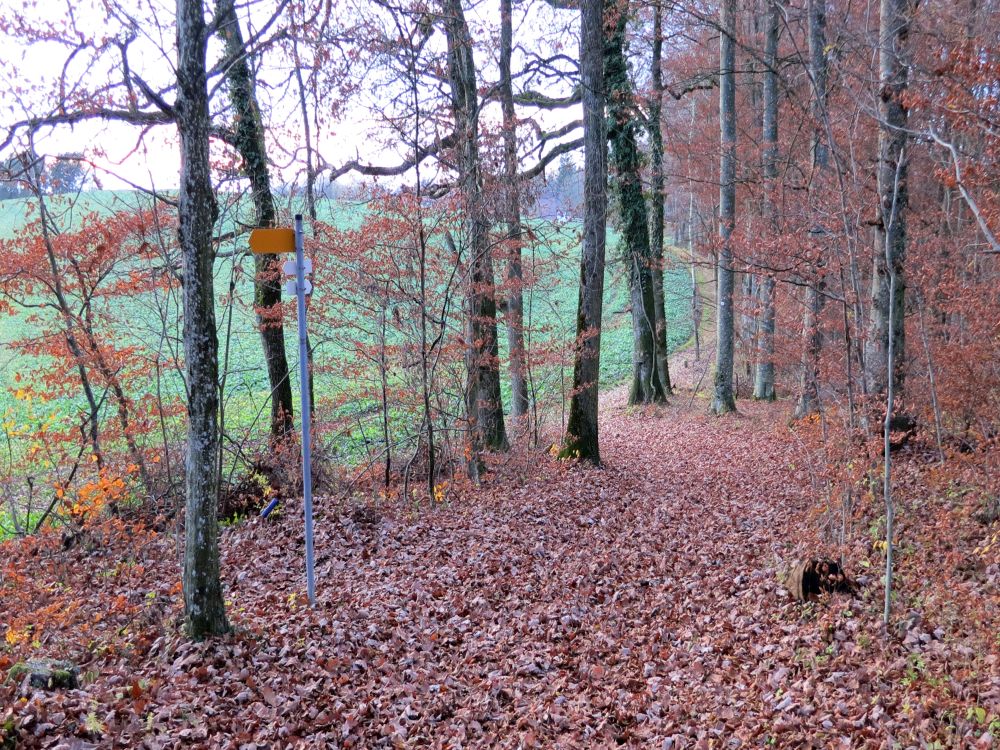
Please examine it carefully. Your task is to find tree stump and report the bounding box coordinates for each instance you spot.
[350,505,381,526]
[8,659,79,690]
[785,559,854,602]
[973,496,999,525]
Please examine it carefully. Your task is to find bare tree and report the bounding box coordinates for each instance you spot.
[648,0,673,396]
[712,0,737,415]
[793,0,829,418]
[442,0,509,480]
[753,0,780,401]
[874,0,913,627]
[866,0,911,398]
[500,0,530,423]
[563,0,607,462]
[178,0,229,639]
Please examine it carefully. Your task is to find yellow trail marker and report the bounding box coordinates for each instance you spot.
[249,227,295,254]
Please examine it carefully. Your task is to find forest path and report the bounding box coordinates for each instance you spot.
[202,386,869,747]
[6,374,974,747]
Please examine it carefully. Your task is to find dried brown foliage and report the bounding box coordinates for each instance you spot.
[1,390,998,747]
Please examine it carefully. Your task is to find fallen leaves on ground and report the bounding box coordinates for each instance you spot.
[2,388,998,748]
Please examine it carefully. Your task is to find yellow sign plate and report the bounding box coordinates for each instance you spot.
[249,228,295,254]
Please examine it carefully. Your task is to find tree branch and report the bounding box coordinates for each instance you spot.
[513,87,582,109]
[329,132,457,181]
[519,137,584,182]
[927,129,1000,254]
[1,110,172,154]
[666,76,716,100]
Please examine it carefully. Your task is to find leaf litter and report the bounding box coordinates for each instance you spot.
[1,388,998,748]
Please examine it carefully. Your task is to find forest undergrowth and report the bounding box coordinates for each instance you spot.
[2,374,999,748]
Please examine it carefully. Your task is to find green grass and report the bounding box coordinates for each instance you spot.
[0,507,47,541]
[0,191,364,422]
[503,225,692,414]
[0,191,692,471]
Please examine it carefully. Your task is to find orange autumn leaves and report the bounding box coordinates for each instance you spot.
[1,207,179,533]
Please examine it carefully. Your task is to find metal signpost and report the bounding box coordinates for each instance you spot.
[249,215,316,606]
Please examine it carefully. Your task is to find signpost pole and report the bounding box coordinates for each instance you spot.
[294,214,316,606]
[249,220,315,604]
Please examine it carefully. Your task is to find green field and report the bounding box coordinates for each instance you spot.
[0,191,692,472]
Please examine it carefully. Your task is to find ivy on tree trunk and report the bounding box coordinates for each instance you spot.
[605,5,666,406]
[216,0,295,440]
[442,0,509,479]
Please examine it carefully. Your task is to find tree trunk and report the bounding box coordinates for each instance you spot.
[808,0,829,172]
[713,0,738,415]
[216,0,295,440]
[738,3,762,389]
[687,108,702,363]
[500,0,530,422]
[794,280,825,417]
[866,0,910,398]
[753,0,779,401]
[794,0,829,418]
[606,7,665,406]
[563,0,607,463]
[442,0,508,478]
[648,0,673,395]
[177,0,229,640]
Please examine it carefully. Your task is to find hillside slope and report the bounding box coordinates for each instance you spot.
[2,381,998,747]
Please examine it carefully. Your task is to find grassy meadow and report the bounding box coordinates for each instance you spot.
[0,190,693,487]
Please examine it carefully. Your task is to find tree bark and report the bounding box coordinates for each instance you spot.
[753,0,780,401]
[866,0,910,398]
[442,0,508,478]
[216,0,295,440]
[793,0,829,418]
[563,0,607,463]
[606,5,666,406]
[648,0,673,395]
[713,0,738,415]
[177,0,229,639]
[500,0,530,422]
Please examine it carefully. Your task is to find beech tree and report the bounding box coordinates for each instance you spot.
[793,0,830,418]
[564,0,607,462]
[873,0,914,627]
[606,0,667,406]
[323,0,581,466]
[499,0,530,422]
[177,0,228,638]
[442,0,509,479]
[753,0,780,402]
[647,0,673,397]
[866,0,912,398]
[712,0,737,415]
[0,0,235,637]
[216,0,296,441]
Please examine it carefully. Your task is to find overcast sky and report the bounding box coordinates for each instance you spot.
[0,0,583,193]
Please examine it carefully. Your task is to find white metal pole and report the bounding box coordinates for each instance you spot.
[295,214,316,606]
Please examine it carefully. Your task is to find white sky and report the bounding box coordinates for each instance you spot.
[0,0,583,192]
